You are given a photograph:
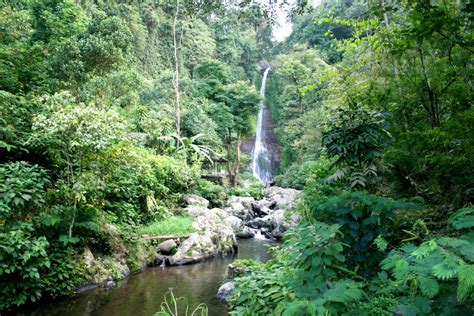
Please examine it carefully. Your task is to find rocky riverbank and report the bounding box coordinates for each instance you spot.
[78,187,300,291]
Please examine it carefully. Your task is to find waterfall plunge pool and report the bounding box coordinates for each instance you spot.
[19,238,275,316]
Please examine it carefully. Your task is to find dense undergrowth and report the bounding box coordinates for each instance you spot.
[228,0,473,315]
[0,0,268,311]
[1,0,472,314]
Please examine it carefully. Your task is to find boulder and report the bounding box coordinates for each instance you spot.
[228,196,255,210]
[236,226,255,239]
[158,239,177,254]
[215,281,234,304]
[192,213,223,231]
[183,194,209,207]
[210,207,229,220]
[266,209,300,240]
[82,247,95,270]
[170,212,237,265]
[224,202,254,221]
[224,215,244,233]
[186,205,210,218]
[251,199,276,215]
[248,216,273,229]
[263,187,300,209]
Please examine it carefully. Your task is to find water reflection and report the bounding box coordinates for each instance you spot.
[22,239,274,316]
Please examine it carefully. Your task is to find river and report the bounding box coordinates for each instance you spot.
[20,238,274,316]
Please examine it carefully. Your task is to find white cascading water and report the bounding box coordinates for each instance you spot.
[251,68,273,183]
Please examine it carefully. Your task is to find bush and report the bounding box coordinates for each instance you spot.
[99,145,199,224]
[192,179,226,207]
[0,161,48,221]
[0,223,83,310]
[228,174,265,199]
[231,222,364,315]
[307,191,418,276]
[276,157,334,190]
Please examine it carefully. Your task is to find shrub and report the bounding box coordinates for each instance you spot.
[307,191,418,276]
[192,179,226,207]
[377,207,474,314]
[0,223,83,310]
[0,161,48,221]
[231,222,364,315]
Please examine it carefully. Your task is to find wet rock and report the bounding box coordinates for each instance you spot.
[183,194,209,208]
[236,226,255,239]
[216,281,234,304]
[158,239,177,254]
[105,280,116,290]
[248,216,273,229]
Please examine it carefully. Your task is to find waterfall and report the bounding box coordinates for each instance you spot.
[251,68,273,183]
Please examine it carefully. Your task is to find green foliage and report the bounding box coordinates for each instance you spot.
[139,216,195,237]
[322,108,391,189]
[227,176,265,200]
[0,161,48,220]
[0,223,83,310]
[308,191,418,276]
[231,222,365,315]
[448,208,474,231]
[154,289,208,316]
[192,179,226,208]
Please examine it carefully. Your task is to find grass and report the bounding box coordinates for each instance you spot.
[139,216,195,236]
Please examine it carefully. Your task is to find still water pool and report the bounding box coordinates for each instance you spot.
[21,238,274,316]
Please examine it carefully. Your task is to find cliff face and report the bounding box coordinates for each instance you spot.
[241,106,280,174]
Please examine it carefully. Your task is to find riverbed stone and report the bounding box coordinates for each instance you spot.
[105,280,116,290]
[186,205,209,218]
[263,187,300,209]
[224,215,244,233]
[236,226,255,239]
[228,196,255,210]
[170,209,237,266]
[158,239,177,254]
[216,281,234,304]
[183,194,209,208]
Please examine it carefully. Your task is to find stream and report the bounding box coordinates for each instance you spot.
[20,238,274,316]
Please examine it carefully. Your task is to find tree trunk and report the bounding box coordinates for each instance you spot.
[381,0,409,130]
[172,0,181,136]
[418,45,440,127]
[226,143,236,186]
[234,136,241,185]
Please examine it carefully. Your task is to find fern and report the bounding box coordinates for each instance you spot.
[418,276,439,298]
[457,265,474,301]
[411,240,437,259]
[432,253,463,280]
[374,235,388,252]
[448,208,474,230]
